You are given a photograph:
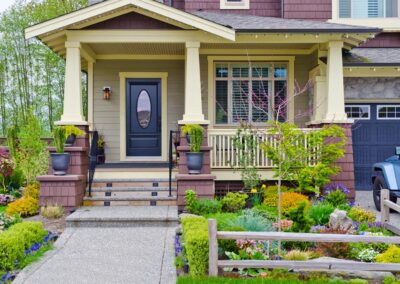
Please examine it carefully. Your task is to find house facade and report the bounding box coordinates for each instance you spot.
[26,0,400,208]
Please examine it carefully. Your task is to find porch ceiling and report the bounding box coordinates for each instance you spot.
[88,42,185,55]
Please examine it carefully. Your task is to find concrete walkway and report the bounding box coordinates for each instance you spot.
[14,206,178,284]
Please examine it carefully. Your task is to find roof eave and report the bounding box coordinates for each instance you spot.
[236,28,383,33]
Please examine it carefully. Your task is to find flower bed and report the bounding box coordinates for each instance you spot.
[178,184,400,281]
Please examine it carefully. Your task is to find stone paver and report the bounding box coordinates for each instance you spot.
[355,191,400,225]
[14,207,178,284]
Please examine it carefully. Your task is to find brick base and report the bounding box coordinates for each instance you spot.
[176,174,216,211]
[37,175,85,212]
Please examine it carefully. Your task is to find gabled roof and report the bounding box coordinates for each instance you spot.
[191,11,381,33]
[25,0,236,41]
[343,48,400,66]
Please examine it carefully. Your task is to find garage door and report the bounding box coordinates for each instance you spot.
[345,104,400,191]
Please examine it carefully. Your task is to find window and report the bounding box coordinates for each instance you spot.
[339,0,398,18]
[215,62,287,124]
[220,0,250,9]
[377,105,400,119]
[345,105,370,119]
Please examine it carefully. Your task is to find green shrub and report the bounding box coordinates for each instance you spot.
[62,125,85,138]
[0,221,47,270]
[227,209,273,232]
[288,201,313,233]
[384,276,400,284]
[221,192,248,213]
[323,187,349,207]
[348,206,376,223]
[376,246,400,263]
[308,203,335,225]
[182,216,209,276]
[185,190,221,215]
[204,212,240,230]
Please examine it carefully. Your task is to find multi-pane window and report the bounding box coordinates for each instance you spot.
[215,63,287,124]
[345,105,370,119]
[339,0,399,18]
[377,105,400,119]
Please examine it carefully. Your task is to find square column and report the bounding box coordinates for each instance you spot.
[58,41,87,125]
[325,41,348,122]
[179,41,209,125]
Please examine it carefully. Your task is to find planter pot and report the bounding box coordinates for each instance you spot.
[186,152,203,174]
[186,135,191,145]
[51,153,71,176]
[65,134,76,146]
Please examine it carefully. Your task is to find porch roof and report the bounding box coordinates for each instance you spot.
[191,11,381,34]
[343,48,400,66]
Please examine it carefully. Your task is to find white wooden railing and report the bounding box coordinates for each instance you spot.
[208,128,318,169]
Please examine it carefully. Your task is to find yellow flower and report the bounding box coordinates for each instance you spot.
[251,188,258,193]
[261,184,267,189]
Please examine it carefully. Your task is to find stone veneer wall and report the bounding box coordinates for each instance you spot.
[344,77,400,100]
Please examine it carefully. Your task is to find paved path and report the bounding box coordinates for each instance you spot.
[14,206,178,284]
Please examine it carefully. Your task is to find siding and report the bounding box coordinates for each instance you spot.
[361,33,400,48]
[93,60,185,162]
[175,0,282,17]
[284,0,332,20]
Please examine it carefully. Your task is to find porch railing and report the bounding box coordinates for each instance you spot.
[208,128,318,169]
[88,130,99,197]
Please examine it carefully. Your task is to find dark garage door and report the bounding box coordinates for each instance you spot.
[346,104,400,191]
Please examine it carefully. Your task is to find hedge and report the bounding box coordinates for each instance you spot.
[181,216,209,276]
[0,222,47,270]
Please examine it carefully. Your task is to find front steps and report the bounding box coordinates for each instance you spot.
[84,177,177,207]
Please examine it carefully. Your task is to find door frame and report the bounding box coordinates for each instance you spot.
[119,72,168,162]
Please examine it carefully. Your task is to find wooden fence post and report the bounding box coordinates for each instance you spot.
[208,219,218,276]
[381,188,390,224]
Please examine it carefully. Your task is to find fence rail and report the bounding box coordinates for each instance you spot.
[208,128,318,169]
[208,219,400,276]
[381,188,400,235]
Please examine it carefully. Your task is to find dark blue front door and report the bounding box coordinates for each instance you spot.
[347,104,400,190]
[126,79,161,156]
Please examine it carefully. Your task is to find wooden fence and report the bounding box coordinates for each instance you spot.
[208,219,400,276]
[381,188,400,235]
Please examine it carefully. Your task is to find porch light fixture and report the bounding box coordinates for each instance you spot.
[103,86,112,100]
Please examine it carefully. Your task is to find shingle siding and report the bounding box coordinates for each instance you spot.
[283,0,332,20]
[361,33,400,48]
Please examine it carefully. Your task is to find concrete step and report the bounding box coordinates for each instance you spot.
[67,206,178,228]
[88,187,177,198]
[83,196,177,207]
[91,179,176,189]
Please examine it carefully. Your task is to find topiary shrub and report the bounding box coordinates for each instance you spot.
[348,206,376,223]
[23,183,40,200]
[376,246,400,263]
[221,192,248,213]
[181,216,209,276]
[6,196,39,217]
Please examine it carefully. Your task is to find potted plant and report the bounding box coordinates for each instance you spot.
[51,127,70,175]
[184,124,204,174]
[63,125,85,146]
[181,125,192,144]
[97,135,106,164]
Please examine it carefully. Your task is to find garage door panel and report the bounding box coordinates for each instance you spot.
[354,145,377,165]
[377,126,400,144]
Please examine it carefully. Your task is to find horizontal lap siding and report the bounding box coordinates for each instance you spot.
[284,0,332,20]
[93,60,184,162]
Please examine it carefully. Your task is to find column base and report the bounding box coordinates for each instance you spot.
[178,119,210,125]
[55,120,88,126]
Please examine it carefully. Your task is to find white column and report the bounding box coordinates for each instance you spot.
[325,41,348,122]
[87,61,94,130]
[179,41,209,124]
[58,41,87,125]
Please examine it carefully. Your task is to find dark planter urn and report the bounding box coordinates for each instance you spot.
[51,153,71,176]
[186,152,203,174]
[65,134,76,146]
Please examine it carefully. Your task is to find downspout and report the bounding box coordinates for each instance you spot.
[281,0,284,18]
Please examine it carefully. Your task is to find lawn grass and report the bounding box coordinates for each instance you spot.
[0,205,7,214]
[177,277,355,284]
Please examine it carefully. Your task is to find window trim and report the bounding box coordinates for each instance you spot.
[220,0,250,10]
[214,61,288,125]
[334,0,400,19]
[345,104,371,120]
[377,104,400,120]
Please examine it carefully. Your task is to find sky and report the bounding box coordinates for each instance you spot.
[0,0,15,13]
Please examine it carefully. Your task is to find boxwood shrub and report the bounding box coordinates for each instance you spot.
[182,216,209,276]
[0,221,47,270]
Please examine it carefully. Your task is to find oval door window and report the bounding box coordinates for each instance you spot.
[137,90,151,129]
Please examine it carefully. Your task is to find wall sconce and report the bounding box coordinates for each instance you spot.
[103,86,112,100]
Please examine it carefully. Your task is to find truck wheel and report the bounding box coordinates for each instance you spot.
[373,175,397,211]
